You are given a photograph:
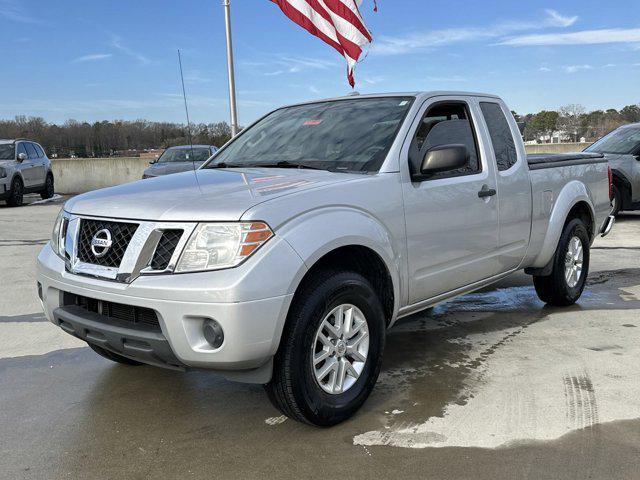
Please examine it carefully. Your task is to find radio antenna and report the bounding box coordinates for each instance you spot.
[177,49,196,171]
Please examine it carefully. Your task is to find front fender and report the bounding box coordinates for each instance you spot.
[530,180,595,269]
[278,207,403,322]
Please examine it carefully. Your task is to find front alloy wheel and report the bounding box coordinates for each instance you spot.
[312,304,370,395]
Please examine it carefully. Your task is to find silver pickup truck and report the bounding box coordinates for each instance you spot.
[37,92,614,426]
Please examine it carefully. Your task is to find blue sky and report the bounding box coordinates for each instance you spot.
[1,0,639,125]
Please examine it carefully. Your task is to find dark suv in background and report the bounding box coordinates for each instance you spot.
[0,139,54,207]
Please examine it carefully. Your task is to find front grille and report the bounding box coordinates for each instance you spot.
[63,292,160,330]
[77,219,139,268]
[150,230,183,270]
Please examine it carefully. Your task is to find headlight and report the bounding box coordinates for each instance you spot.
[175,222,273,273]
[51,209,68,259]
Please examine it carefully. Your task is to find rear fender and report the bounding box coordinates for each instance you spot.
[529,181,595,269]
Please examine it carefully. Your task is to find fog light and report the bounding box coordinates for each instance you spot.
[203,319,224,348]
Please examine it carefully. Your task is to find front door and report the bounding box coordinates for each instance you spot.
[401,97,500,304]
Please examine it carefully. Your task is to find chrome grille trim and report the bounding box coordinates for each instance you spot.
[61,213,196,283]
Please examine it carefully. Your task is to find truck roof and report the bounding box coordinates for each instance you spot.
[282,90,502,109]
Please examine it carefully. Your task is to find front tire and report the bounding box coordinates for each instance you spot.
[533,218,590,306]
[266,270,386,426]
[6,177,24,207]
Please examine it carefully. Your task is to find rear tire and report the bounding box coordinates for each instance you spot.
[88,343,144,366]
[40,174,55,200]
[6,177,24,207]
[533,218,590,306]
[266,270,386,426]
[611,184,621,216]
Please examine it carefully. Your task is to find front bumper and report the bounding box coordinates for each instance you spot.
[37,239,305,382]
[0,176,10,200]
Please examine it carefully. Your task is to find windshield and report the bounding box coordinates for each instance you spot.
[205,97,414,172]
[586,127,640,155]
[158,147,211,163]
[0,144,15,161]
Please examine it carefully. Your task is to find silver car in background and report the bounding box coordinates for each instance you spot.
[0,139,55,207]
[142,145,218,179]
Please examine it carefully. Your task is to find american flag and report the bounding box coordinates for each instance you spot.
[271,0,375,87]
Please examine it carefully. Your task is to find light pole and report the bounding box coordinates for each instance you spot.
[222,0,239,137]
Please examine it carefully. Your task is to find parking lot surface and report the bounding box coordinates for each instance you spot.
[2,196,640,480]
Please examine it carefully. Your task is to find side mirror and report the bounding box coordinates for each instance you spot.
[17,152,27,162]
[418,144,469,178]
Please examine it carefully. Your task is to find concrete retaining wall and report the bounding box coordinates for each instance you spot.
[52,157,149,194]
[524,142,591,154]
[52,143,595,194]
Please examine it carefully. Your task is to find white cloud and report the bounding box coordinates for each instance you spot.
[0,0,39,23]
[544,9,578,28]
[309,86,320,94]
[109,35,152,65]
[539,66,552,72]
[72,53,112,63]
[563,64,593,74]
[372,9,578,55]
[183,70,212,84]
[500,28,640,46]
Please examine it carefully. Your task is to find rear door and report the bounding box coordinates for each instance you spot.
[401,96,500,304]
[28,142,47,185]
[16,142,35,187]
[478,101,532,273]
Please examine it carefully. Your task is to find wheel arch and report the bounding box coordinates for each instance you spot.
[527,180,596,271]
[280,208,402,328]
[611,168,632,209]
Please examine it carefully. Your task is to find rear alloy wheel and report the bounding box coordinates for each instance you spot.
[6,177,24,207]
[40,174,55,200]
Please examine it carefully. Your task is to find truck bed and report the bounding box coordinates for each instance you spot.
[527,152,605,170]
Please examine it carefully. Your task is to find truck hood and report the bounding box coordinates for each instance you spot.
[64,168,360,222]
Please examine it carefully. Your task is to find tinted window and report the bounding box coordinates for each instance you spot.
[206,97,415,173]
[25,142,39,159]
[586,127,640,155]
[33,144,46,158]
[16,143,27,158]
[158,147,212,163]
[480,102,518,171]
[409,102,481,179]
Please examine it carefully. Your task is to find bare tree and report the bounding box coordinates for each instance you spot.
[557,104,586,142]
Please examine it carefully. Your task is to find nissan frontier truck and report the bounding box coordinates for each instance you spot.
[37,92,614,426]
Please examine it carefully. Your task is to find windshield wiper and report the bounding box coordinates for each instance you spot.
[249,160,327,171]
[206,162,245,169]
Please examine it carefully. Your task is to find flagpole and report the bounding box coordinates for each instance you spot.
[222,0,239,137]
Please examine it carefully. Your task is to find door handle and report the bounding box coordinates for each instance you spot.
[478,185,497,198]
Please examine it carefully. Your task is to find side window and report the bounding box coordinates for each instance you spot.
[34,144,46,158]
[25,142,39,159]
[16,143,27,159]
[409,102,481,179]
[480,102,518,171]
